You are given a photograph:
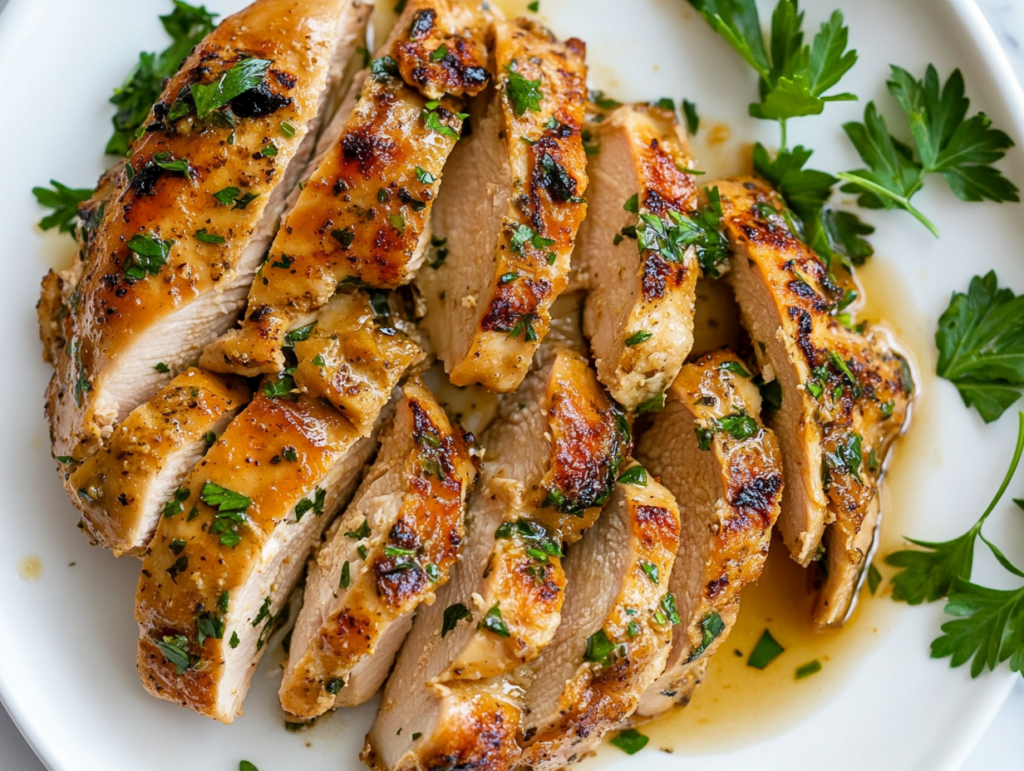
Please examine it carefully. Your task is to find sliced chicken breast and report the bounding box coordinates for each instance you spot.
[418,18,588,391]
[573,103,700,412]
[136,389,386,723]
[717,178,912,620]
[291,290,425,435]
[518,461,681,769]
[201,0,491,377]
[633,349,784,718]
[68,369,250,557]
[390,0,492,100]
[365,344,627,771]
[280,378,478,718]
[46,0,370,463]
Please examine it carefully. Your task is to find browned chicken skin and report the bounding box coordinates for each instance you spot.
[46,0,369,466]
[280,378,478,718]
[718,177,912,624]
[633,350,784,717]
[573,103,700,412]
[365,333,628,771]
[518,461,681,769]
[418,18,589,392]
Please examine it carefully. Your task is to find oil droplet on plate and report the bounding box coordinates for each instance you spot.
[18,555,43,582]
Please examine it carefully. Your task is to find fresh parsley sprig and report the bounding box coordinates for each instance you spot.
[687,0,857,147]
[886,412,1024,676]
[837,66,1019,236]
[32,181,94,234]
[935,272,1024,423]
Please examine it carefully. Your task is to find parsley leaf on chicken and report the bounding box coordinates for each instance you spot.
[687,0,857,144]
[838,66,1019,236]
[935,272,1024,423]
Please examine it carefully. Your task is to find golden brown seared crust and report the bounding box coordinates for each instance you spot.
[68,369,250,557]
[280,379,478,718]
[37,271,64,366]
[518,464,680,770]
[428,19,589,392]
[292,291,425,435]
[576,104,700,411]
[48,0,353,461]
[391,0,492,100]
[716,178,912,620]
[362,681,522,771]
[136,390,367,722]
[530,350,630,544]
[200,72,462,376]
[634,350,784,718]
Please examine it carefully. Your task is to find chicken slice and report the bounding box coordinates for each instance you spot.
[418,18,588,392]
[717,178,912,621]
[632,349,784,718]
[518,461,681,769]
[573,103,700,412]
[201,0,489,377]
[280,378,478,718]
[136,390,386,723]
[364,344,628,771]
[390,0,492,100]
[68,369,250,557]
[46,0,370,462]
[291,290,425,435]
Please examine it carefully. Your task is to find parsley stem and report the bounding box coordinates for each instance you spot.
[977,411,1024,528]
[779,119,787,154]
[834,172,940,238]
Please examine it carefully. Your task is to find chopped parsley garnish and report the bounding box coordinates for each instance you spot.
[154,634,191,676]
[258,142,278,158]
[423,101,464,140]
[507,314,538,343]
[415,166,437,184]
[283,323,316,347]
[639,559,659,584]
[332,227,355,249]
[617,465,648,487]
[279,121,296,137]
[154,362,170,373]
[494,518,562,559]
[636,186,729,277]
[637,392,666,414]
[371,55,399,83]
[441,603,471,637]
[609,728,649,755]
[431,44,449,61]
[340,561,351,589]
[795,659,822,679]
[687,611,726,663]
[823,432,864,485]
[747,628,785,669]
[195,228,225,244]
[191,58,271,119]
[162,486,191,518]
[624,330,652,347]
[326,678,344,695]
[935,271,1024,423]
[504,61,543,115]
[682,99,699,134]
[478,603,510,637]
[527,0,540,9]
[720,360,751,378]
[32,180,94,234]
[213,186,260,210]
[294,488,326,521]
[584,628,617,665]
[345,518,371,540]
[125,233,173,280]
[623,194,639,214]
[656,593,682,626]
[252,596,272,628]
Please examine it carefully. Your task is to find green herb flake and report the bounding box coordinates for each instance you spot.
[609,728,649,755]
[279,121,297,138]
[192,58,272,119]
[441,603,472,637]
[154,362,170,373]
[195,228,225,244]
[747,628,785,669]
[479,603,510,638]
[504,62,543,116]
[682,99,699,134]
[795,659,823,679]
[340,561,351,589]
[617,465,648,487]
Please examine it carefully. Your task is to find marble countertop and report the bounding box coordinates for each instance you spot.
[3,1,1024,769]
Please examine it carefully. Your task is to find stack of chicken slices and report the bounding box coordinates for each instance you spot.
[38,0,913,768]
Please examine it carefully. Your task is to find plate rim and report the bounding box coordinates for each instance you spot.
[0,0,1020,769]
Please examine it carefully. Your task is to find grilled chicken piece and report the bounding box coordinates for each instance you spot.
[717,178,912,619]
[572,104,700,412]
[280,378,477,718]
[632,350,784,718]
[291,290,425,435]
[365,344,628,771]
[518,462,680,769]
[201,0,489,377]
[46,0,369,463]
[68,369,250,557]
[390,0,491,100]
[418,19,588,392]
[136,390,386,723]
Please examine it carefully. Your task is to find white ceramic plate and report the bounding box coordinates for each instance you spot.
[2,0,1023,769]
